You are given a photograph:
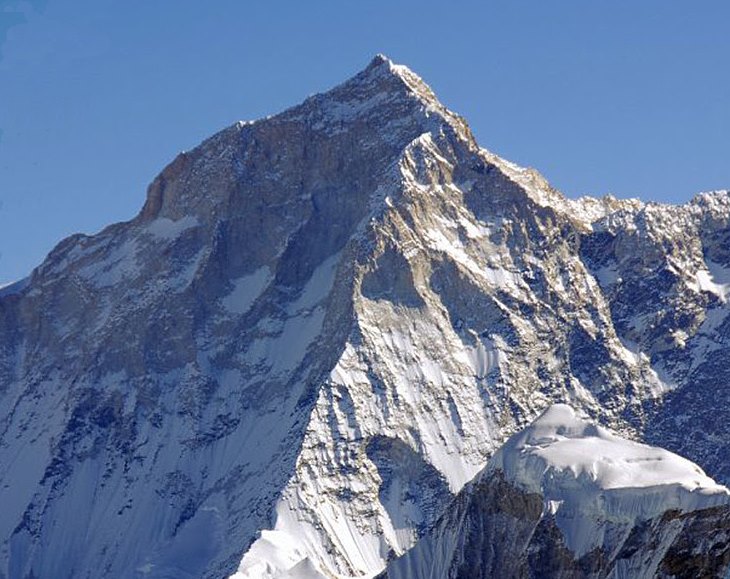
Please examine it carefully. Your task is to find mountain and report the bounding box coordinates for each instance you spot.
[1,54,729,578]
[379,405,730,578]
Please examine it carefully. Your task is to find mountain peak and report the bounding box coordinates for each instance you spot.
[360,53,423,86]
[284,53,467,138]
[6,55,730,579]
[139,55,475,223]
[364,52,392,70]
[346,53,444,111]
[358,53,421,87]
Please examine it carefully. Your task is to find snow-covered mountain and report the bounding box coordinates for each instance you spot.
[380,405,730,578]
[1,55,730,578]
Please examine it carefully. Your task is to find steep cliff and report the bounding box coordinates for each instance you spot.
[1,55,729,579]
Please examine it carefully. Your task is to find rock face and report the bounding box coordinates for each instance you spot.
[0,55,729,578]
[380,405,730,579]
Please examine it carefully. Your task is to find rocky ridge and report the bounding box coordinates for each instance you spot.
[0,55,729,578]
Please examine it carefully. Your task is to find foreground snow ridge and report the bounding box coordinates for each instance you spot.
[488,404,730,554]
[381,406,730,579]
[491,404,728,496]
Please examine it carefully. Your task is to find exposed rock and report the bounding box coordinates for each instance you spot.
[1,55,729,578]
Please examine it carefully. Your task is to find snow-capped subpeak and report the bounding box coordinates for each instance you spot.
[491,403,728,497]
[381,406,730,579]
[488,404,730,556]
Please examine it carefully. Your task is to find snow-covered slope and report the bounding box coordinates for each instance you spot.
[381,405,730,579]
[494,404,726,497]
[1,55,729,578]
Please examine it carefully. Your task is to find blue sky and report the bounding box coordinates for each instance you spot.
[1,0,729,284]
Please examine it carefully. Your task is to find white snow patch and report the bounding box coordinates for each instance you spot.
[290,253,340,314]
[232,513,326,578]
[695,259,730,302]
[245,310,325,376]
[457,216,491,240]
[615,338,674,395]
[240,255,338,375]
[222,267,271,314]
[78,238,140,287]
[454,336,505,379]
[696,270,730,302]
[682,307,730,372]
[592,264,621,287]
[422,227,523,292]
[144,216,198,240]
[233,501,381,579]
[329,345,370,390]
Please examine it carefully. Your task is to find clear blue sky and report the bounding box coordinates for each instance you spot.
[1,0,729,284]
